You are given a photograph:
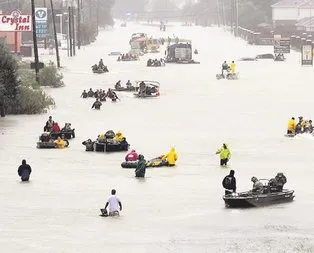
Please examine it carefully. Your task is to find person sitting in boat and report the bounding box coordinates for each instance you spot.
[287,117,296,134]
[55,136,65,149]
[52,122,61,133]
[304,120,313,133]
[216,144,231,166]
[221,61,229,78]
[103,65,109,72]
[82,139,94,151]
[44,116,54,132]
[126,80,132,88]
[97,133,106,143]
[147,59,152,66]
[125,149,139,161]
[113,131,124,142]
[115,80,122,89]
[274,172,287,192]
[98,58,104,69]
[40,132,51,142]
[194,49,198,54]
[81,90,88,98]
[92,64,98,71]
[251,177,264,194]
[162,147,178,166]
[92,98,102,110]
[222,170,236,195]
[296,116,305,134]
[88,88,94,97]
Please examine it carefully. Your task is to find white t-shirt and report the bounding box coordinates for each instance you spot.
[107,195,121,213]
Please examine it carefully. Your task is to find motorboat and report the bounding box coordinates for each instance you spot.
[133,80,160,98]
[216,72,239,80]
[223,189,294,208]
[256,53,274,59]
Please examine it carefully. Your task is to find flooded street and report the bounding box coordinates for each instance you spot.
[1,22,314,252]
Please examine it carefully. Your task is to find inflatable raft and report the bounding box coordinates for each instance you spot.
[37,140,69,149]
[95,139,129,152]
[50,130,75,140]
[121,157,168,168]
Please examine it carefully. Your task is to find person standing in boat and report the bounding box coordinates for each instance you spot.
[216,143,231,166]
[92,99,102,110]
[222,170,236,195]
[102,189,122,216]
[44,116,54,132]
[230,61,236,74]
[274,173,287,192]
[221,61,229,77]
[18,159,32,182]
[287,117,296,134]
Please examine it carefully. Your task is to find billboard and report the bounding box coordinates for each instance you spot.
[301,44,313,66]
[0,10,32,32]
[35,8,48,38]
[274,38,290,54]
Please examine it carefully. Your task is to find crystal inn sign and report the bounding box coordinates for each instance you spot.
[0,10,32,32]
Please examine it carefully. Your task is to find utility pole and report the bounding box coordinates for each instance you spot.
[31,0,39,83]
[71,6,76,56]
[89,0,92,21]
[235,0,239,37]
[96,0,99,35]
[43,0,47,49]
[230,0,234,33]
[50,0,60,67]
[217,0,221,27]
[77,0,81,49]
[68,6,73,57]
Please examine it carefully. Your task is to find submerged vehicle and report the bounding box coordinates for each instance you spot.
[224,189,294,208]
[238,57,257,61]
[223,179,295,208]
[133,80,160,98]
[108,52,122,56]
[256,53,274,59]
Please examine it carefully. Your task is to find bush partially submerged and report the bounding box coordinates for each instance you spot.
[39,61,64,87]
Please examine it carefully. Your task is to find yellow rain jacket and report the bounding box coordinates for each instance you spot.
[230,62,236,73]
[55,139,65,149]
[287,119,296,133]
[114,132,124,142]
[216,145,231,160]
[162,147,178,165]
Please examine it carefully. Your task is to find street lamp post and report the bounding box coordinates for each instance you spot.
[56,14,63,35]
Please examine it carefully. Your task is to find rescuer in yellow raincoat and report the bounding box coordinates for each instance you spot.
[54,136,65,149]
[216,143,231,166]
[287,117,296,134]
[114,131,124,142]
[230,61,236,74]
[162,147,178,166]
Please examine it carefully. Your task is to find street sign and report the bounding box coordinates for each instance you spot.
[35,8,48,38]
[274,38,290,54]
[0,10,32,32]
[301,44,313,66]
[30,62,45,69]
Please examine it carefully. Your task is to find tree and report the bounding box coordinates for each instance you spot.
[98,0,115,27]
[0,43,19,117]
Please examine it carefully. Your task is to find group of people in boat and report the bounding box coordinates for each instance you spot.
[274,53,285,61]
[223,170,287,195]
[81,88,119,104]
[92,59,109,72]
[82,131,127,151]
[287,116,313,135]
[221,60,236,78]
[147,58,165,67]
[138,81,159,96]
[117,54,139,61]
[114,80,135,90]
[124,147,178,178]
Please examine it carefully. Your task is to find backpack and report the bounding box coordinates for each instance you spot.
[223,176,233,188]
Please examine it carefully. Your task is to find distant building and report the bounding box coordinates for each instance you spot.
[272,0,314,27]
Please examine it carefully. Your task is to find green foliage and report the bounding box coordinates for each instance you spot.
[39,61,64,87]
[81,22,98,45]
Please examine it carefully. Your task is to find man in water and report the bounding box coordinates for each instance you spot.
[135,155,146,178]
[102,189,122,216]
[230,61,236,74]
[18,159,32,182]
[92,99,102,110]
[221,61,229,77]
[216,143,231,166]
[81,90,88,98]
[287,117,296,134]
[222,170,236,195]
